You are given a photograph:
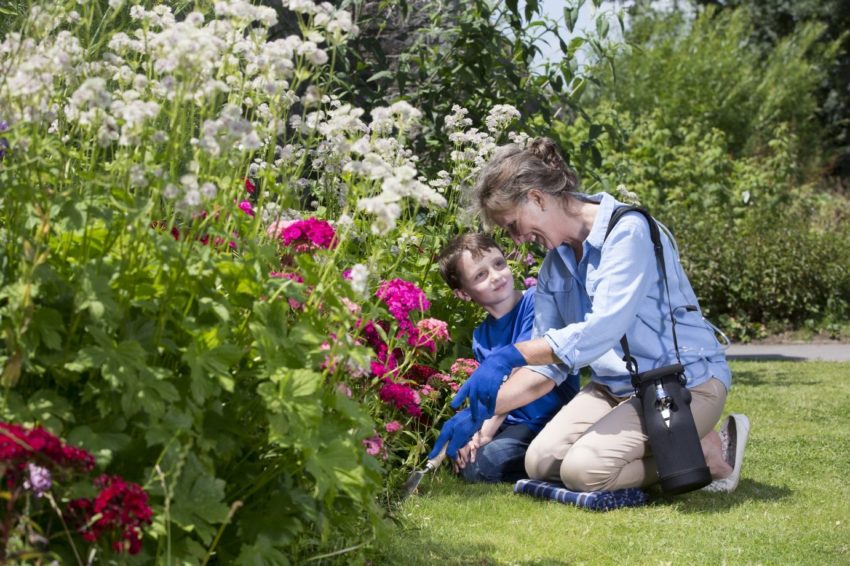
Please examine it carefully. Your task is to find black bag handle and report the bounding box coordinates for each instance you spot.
[603,206,689,388]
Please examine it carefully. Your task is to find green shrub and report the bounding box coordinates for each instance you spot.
[592,5,840,169]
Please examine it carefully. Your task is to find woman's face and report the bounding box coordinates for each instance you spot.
[495,191,562,250]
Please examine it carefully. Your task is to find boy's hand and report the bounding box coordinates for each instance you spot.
[428,408,483,460]
[451,344,526,420]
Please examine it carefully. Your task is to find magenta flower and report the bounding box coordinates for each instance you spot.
[379,381,422,417]
[276,217,337,252]
[385,421,402,433]
[238,200,255,217]
[376,278,430,336]
[524,276,537,288]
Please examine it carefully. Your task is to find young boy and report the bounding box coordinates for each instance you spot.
[436,233,579,483]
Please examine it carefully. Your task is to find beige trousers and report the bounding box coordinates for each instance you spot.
[525,378,727,491]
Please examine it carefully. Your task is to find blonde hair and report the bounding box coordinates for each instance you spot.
[471,137,579,229]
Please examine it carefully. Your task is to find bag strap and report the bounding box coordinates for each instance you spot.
[603,206,683,382]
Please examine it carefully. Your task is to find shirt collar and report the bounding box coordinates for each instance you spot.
[582,192,621,251]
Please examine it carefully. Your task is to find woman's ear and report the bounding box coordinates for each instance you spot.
[453,289,471,302]
[529,189,545,211]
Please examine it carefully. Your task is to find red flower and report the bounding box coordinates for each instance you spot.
[0,422,94,472]
[67,475,153,555]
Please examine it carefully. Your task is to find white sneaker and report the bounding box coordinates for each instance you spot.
[702,413,751,493]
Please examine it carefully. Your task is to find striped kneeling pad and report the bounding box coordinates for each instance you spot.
[514,479,649,511]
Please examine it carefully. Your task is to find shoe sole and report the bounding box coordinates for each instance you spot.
[703,413,750,493]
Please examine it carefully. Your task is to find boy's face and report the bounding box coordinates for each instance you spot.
[455,247,515,306]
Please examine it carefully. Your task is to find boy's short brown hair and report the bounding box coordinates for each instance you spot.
[437,233,503,290]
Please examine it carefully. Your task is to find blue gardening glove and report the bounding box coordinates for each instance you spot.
[450,344,526,421]
[428,408,483,460]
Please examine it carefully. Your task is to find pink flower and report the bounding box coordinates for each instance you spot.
[417,318,449,340]
[267,219,296,238]
[385,421,402,433]
[416,318,450,343]
[524,276,537,288]
[269,271,305,283]
[418,384,437,398]
[238,200,255,217]
[336,383,352,398]
[450,358,480,379]
[341,297,361,315]
[362,434,383,456]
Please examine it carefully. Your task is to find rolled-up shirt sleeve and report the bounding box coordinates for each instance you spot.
[527,284,571,384]
[539,216,657,377]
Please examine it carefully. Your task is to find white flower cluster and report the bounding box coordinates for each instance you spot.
[165,174,220,211]
[281,1,359,43]
[200,104,262,159]
[443,103,524,192]
[485,104,521,133]
[1,30,83,123]
[0,0,450,241]
[213,0,278,27]
[347,263,370,296]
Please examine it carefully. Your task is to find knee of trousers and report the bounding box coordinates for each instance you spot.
[560,444,613,492]
[523,440,550,480]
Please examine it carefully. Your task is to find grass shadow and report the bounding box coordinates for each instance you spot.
[728,365,820,387]
[369,529,501,565]
[727,354,807,362]
[655,478,793,514]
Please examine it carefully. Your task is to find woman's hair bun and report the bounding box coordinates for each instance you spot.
[528,137,568,173]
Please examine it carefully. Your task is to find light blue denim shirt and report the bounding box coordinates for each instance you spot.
[529,192,732,398]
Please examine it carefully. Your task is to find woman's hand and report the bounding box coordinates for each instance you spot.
[428,406,484,461]
[451,344,526,419]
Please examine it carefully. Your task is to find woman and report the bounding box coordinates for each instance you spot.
[448,138,749,493]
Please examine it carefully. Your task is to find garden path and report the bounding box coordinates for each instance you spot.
[726,342,850,362]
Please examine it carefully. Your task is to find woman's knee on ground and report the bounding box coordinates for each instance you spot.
[560,444,618,492]
[524,440,561,481]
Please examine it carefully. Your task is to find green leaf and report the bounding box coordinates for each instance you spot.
[235,535,291,566]
[26,390,75,426]
[170,454,230,545]
[366,70,393,82]
[595,14,609,39]
[28,308,63,351]
[183,327,242,404]
[67,425,131,467]
[271,368,321,398]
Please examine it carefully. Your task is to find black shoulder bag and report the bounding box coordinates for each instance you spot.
[605,206,712,495]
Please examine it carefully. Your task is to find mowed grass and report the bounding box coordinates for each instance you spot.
[371,361,850,565]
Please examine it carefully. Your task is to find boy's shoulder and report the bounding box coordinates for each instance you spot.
[477,287,535,329]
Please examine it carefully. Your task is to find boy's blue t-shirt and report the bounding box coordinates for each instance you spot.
[472,288,579,433]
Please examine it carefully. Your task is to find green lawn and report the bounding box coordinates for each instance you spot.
[371,361,850,565]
